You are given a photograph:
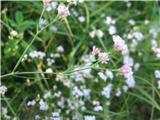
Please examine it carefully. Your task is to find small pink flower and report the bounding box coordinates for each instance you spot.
[98,52,109,64]
[92,46,101,55]
[119,64,133,78]
[57,4,70,18]
[112,35,128,52]
[42,0,51,5]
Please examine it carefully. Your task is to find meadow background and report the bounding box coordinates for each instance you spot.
[1,0,160,120]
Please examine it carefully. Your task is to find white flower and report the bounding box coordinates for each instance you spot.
[115,88,122,97]
[43,91,51,99]
[144,20,150,24]
[105,69,114,80]
[45,68,53,73]
[155,70,160,78]
[84,115,96,120]
[96,29,104,38]
[27,100,36,106]
[93,105,103,112]
[50,25,57,32]
[158,80,160,89]
[101,84,112,99]
[89,30,96,38]
[134,63,140,71]
[57,46,64,53]
[128,19,135,26]
[78,16,85,22]
[133,32,143,41]
[39,99,48,110]
[108,25,116,35]
[126,76,136,88]
[39,18,47,28]
[57,4,70,18]
[0,86,7,95]
[123,85,128,92]
[10,30,18,37]
[98,72,107,81]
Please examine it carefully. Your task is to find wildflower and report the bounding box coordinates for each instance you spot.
[119,64,133,78]
[101,84,112,99]
[128,19,135,26]
[57,45,64,53]
[96,29,104,38]
[92,46,101,55]
[112,35,128,52]
[78,16,85,22]
[43,0,51,5]
[126,76,136,88]
[108,25,116,35]
[43,91,51,99]
[0,85,7,95]
[57,4,70,18]
[45,68,53,73]
[105,69,114,80]
[158,80,160,89]
[67,0,78,5]
[98,72,107,81]
[10,30,18,37]
[39,99,48,110]
[115,88,122,97]
[27,100,36,106]
[89,30,96,38]
[98,52,109,64]
[155,70,160,78]
[84,115,96,120]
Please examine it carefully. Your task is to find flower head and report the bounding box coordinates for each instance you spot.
[112,35,128,52]
[119,64,133,78]
[92,46,101,55]
[43,0,51,5]
[57,4,70,18]
[98,52,109,64]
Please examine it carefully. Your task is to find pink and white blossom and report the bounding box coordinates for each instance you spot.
[57,4,70,18]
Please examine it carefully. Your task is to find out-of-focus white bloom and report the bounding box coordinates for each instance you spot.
[47,58,55,66]
[10,30,18,37]
[67,0,78,4]
[126,76,136,88]
[0,85,7,95]
[29,51,46,59]
[101,84,112,99]
[108,25,117,35]
[89,30,96,38]
[134,63,140,71]
[52,112,60,120]
[57,4,70,18]
[78,16,85,22]
[45,68,53,73]
[54,91,62,97]
[96,29,104,38]
[57,45,64,53]
[98,52,109,64]
[105,69,114,80]
[144,20,150,24]
[115,88,122,97]
[27,100,36,106]
[104,16,116,25]
[128,19,135,26]
[123,55,134,66]
[39,18,47,28]
[93,105,103,112]
[43,91,51,99]
[39,99,48,110]
[2,107,11,120]
[89,29,104,38]
[119,64,133,78]
[46,1,57,11]
[50,25,57,32]
[155,70,160,78]
[35,115,40,120]
[158,80,160,89]
[84,115,96,120]
[133,32,143,41]
[112,35,128,52]
[98,72,107,81]
[126,1,132,8]
[123,85,128,92]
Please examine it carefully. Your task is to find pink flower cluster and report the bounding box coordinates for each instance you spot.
[119,64,133,78]
[92,46,109,64]
[112,35,128,53]
[57,4,70,18]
